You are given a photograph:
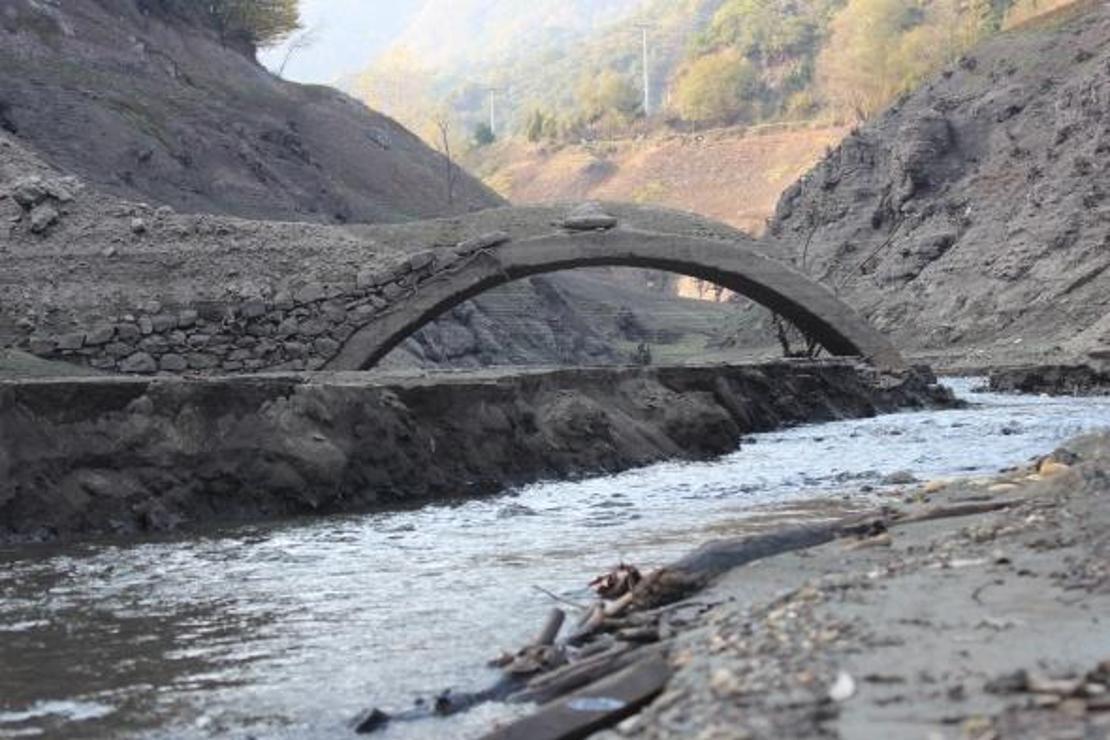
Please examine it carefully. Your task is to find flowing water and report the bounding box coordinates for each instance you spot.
[2,379,1110,739]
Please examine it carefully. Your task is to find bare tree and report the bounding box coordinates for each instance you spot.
[432,111,459,207]
[276,26,320,78]
[772,314,823,359]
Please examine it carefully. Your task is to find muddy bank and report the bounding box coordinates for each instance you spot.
[566,433,1110,740]
[989,363,1110,396]
[0,361,950,544]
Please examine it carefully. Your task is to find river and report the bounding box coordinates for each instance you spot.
[2,379,1109,739]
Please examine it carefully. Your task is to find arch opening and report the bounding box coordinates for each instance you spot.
[327,229,905,372]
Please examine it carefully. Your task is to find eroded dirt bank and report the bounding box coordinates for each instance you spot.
[0,361,950,544]
[989,363,1110,396]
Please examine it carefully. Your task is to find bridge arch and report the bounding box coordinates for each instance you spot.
[327,228,906,372]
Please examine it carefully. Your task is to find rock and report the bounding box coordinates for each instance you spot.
[356,269,388,290]
[84,325,116,346]
[55,332,85,351]
[240,299,267,319]
[353,708,390,734]
[294,284,325,305]
[150,314,177,333]
[407,250,436,272]
[829,672,857,702]
[29,203,59,233]
[159,354,188,372]
[382,283,406,301]
[922,479,949,494]
[138,317,154,335]
[178,310,198,329]
[1039,460,1071,477]
[130,217,147,234]
[276,318,299,338]
[456,230,510,254]
[187,353,219,370]
[10,177,47,209]
[120,352,157,374]
[314,337,340,357]
[28,337,56,355]
[562,204,618,231]
[115,323,141,342]
[43,177,77,203]
[988,483,1020,493]
[297,319,328,338]
[283,341,308,358]
[882,470,918,485]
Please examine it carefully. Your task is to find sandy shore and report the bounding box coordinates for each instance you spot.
[585,433,1110,739]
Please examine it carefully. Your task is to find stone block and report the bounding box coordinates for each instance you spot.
[407,250,436,272]
[116,323,142,342]
[297,319,328,337]
[85,326,115,346]
[283,342,308,358]
[150,314,177,333]
[294,284,325,305]
[187,354,219,370]
[314,337,340,357]
[160,354,188,372]
[120,352,157,374]
[28,337,56,355]
[55,332,85,351]
[240,299,267,319]
[456,231,510,254]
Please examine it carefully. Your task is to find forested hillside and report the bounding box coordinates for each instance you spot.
[350,0,1077,150]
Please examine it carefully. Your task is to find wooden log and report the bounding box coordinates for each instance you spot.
[480,654,673,740]
[534,609,566,647]
[516,644,647,705]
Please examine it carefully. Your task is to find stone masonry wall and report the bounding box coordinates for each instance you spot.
[15,232,511,375]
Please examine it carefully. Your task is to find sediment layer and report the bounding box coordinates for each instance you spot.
[0,361,951,543]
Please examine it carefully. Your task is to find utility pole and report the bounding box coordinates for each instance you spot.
[485,87,506,136]
[634,23,653,116]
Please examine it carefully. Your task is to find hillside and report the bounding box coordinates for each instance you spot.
[474,123,848,236]
[0,0,501,224]
[765,0,1110,368]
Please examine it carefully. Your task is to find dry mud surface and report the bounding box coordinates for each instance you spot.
[596,433,1110,740]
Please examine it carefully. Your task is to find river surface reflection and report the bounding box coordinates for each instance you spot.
[2,379,1110,739]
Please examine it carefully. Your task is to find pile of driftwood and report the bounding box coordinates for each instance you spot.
[354,499,1019,739]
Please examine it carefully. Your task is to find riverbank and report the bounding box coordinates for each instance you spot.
[0,360,951,544]
[488,431,1110,740]
[989,362,1110,396]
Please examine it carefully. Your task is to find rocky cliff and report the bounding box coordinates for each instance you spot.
[766,0,1110,369]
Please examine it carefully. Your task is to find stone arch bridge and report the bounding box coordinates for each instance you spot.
[13,204,905,373]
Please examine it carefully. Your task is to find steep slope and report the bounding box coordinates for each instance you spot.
[765,0,1110,367]
[475,124,849,235]
[0,0,501,223]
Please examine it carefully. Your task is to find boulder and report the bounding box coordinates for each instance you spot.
[29,203,59,233]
